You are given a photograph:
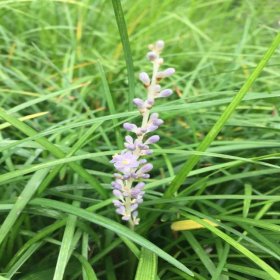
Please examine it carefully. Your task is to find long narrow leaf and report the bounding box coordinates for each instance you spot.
[111,0,135,109]
[29,198,194,276]
[165,32,280,197]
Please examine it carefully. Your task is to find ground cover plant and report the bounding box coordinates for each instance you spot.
[0,0,280,279]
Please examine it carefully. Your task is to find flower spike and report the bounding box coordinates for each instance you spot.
[111,40,175,226]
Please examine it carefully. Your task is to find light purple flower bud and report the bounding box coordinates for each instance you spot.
[139,159,147,165]
[113,189,123,198]
[153,84,161,92]
[150,113,159,120]
[123,123,137,132]
[131,188,141,197]
[140,163,153,173]
[136,198,143,204]
[116,206,125,215]
[147,124,158,132]
[139,72,150,86]
[153,118,164,126]
[145,135,160,144]
[124,143,136,150]
[112,181,122,190]
[133,98,145,108]
[113,200,123,207]
[138,143,149,150]
[125,135,133,143]
[122,215,130,221]
[132,211,138,218]
[159,89,173,98]
[130,204,139,211]
[156,68,175,79]
[155,40,164,50]
[146,98,154,105]
[135,182,145,189]
[140,149,153,156]
[147,51,157,61]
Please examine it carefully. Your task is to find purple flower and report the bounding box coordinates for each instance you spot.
[111,39,176,226]
[111,151,140,174]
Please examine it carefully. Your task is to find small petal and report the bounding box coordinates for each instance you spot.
[139,72,150,86]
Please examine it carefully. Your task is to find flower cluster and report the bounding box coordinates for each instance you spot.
[111,40,175,226]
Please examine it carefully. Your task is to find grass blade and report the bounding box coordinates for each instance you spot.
[180,214,280,280]
[0,108,107,198]
[111,0,135,109]
[29,198,194,277]
[135,247,158,280]
[165,32,280,197]
[0,169,49,246]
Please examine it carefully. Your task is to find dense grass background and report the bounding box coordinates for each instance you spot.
[0,0,280,279]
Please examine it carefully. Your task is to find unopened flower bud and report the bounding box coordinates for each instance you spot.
[159,89,173,97]
[123,123,137,131]
[133,98,145,108]
[145,135,160,144]
[153,85,161,92]
[156,68,175,79]
[147,51,157,61]
[139,72,150,86]
[155,40,164,50]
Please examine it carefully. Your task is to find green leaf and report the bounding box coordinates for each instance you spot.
[111,0,135,109]
[165,32,280,197]
[0,169,49,246]
[180,214,280,280]
[0,107,107,198]
[135,247,158,280]
[29,198,193,277]
[74,253,98,280]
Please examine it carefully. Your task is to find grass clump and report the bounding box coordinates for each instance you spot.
[0,0,280,279]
